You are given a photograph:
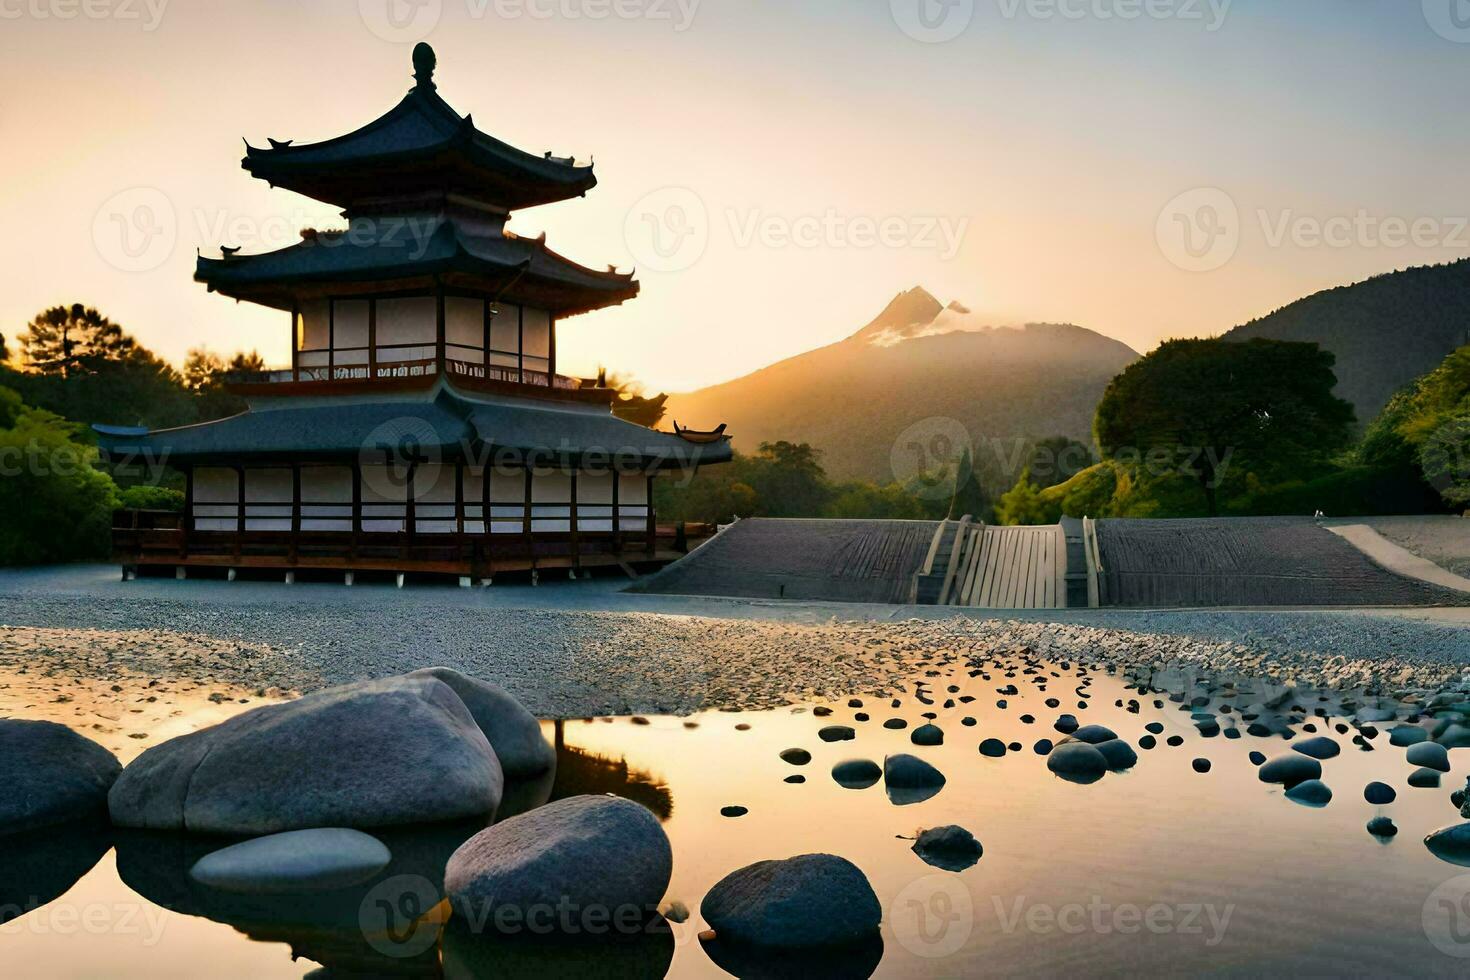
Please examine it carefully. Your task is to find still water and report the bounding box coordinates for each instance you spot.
[5,656,1470,978]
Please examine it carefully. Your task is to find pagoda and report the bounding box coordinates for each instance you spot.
[98,44,729,585]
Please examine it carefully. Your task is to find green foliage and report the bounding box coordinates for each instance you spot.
[0,392,119,564]
[995,478,1056,526]
[656,440,953,524]
[1420,412,1470,507]
[1353,345,1470,509]
[20,304,136,378]
[117,484,185,512]
[1222,465,1444,517]
[1024,436,1095,490]
[946,448,993,522]
[1095,338,1355,515]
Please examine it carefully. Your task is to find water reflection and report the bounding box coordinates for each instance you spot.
[441,917,675,979]
[700,933,883,980]
[549,722,674,819]
[0,819,112,926]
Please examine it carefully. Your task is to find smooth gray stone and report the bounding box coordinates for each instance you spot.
[1285,779,1332,807]
[1364,781,1396,805]
[0,720,121,835]
[1438,724,1470,749]
[701,853,881,948]
[1367,816,1398,838]
[1070,725,1118,745]
[1046,742,1108,784]
[189,828,391,894]
[911,825,982,872]
[445,795,671,928]
[1257,753,1321,788]
[1292,736,1341,760]
[978,738,1007,758]
[1425,822,1470,866]
[884,754,946,797]
[779,748,812,766]
[110,675,503,834]
[819,726,856,743]
[1407,741,1451,773]
[1054,714,1079,734]
[831,759,881,789]
[408,667,553,778]
[1409,767,1443,789]
[1094,739,1138,771]
[910,724,944,747]
[1389,726,1430,747]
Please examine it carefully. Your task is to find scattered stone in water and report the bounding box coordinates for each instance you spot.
[1292,736,1341,760]
[701,854,881,948]
[1409,767,1443,789]
[1364,782,1397,805]
[819,726,856,743]
[854,712,870,722]
[1046,741,1108,784]
[831,759,882,789]
[1144,722,1164,735]
[1407,741,1451,773]
[812,706,832,717]
[1020,714,1035,724]
[784,774,806,784]
[848,699,864,708]
[1249,751,1267,766]
[1367,816,1398,839]
[1094,739,1138,771]
[734,723,751,731]
[1389,726,1429,747]
[883,719,908,730]
[1033,739,1053,755]
[979,739,1007,758]
[1425,823,1470,866]
[0,720,121,835]
[780,748,812,766]
[1139,734,1157,750]
[1166,735,1184,747]
[721,806,748,818]
[1258,754,1322,788]
[911,825,983,872]
[1285,779,1332,807]
[1071,725,1118,745]
[1193,758,1211,773]
[961,717,976,727]
[911,724,943,747]
[884,754,946,803]
[1054,714,1079,735]
[189,828,391,894]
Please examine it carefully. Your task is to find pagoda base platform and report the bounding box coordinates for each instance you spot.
[112,519,711,584]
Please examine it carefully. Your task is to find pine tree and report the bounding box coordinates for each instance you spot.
[20,304,137,378]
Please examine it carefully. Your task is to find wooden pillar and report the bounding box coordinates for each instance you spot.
[327,298,335,379]
[290,463,301,563]
[548,314,557,378]
[435,286,446,376]
[522,467,533,560]
[611,468,621,555]
[367,299,378,380]
[350,460,362,561]
[646,474,656,556]
[483,298,491,373]
[234,464,245,560]
[569,469,580,568]
[454,460,469,577]
[290,304,300,382]
[180,464,194,558]
[403,462,417,561]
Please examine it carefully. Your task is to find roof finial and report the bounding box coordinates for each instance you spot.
[412,42,436,91]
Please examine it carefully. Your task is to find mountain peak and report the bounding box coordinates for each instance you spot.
[850,286,945,344]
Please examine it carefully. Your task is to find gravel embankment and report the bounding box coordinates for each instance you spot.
[2,586,1469,716]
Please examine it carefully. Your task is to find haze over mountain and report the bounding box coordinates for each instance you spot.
[665,288,1139,484]
[1223,258,1470,424]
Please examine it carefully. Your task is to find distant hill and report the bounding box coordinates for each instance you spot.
[1224,259,1470,424]
[665,287,1138,484]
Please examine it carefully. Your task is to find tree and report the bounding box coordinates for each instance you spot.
[20,304,137,378]
[1421,412,1470,508]
[1024,436,1094,490]
[1094,338,1355,515]
[946,447,992,521]
[183,348,263,421]
[0,389,119,564]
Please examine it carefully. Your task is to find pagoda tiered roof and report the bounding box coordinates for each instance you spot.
[242,45,595,212]
[195,222,638,316]
[94,383,731,470]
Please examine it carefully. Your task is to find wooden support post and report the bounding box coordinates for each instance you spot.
[284,571,295,585]
[569,470,580,569]
[645,475,656,556]
[350,461,362,561]
[344,571,355,587]
[458,576,472,588]
[368,298,378,380]
[396,572,406,589]
[181,464,194,558]
[403,462,416,561]
[227,568,236,582]
[611,468,622,556]
[290,464,301,564]
[234,465,245,560]
[522,467,533,560]
[175,566,186,580]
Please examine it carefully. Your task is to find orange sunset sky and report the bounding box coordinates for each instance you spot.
[3,0,1469,391]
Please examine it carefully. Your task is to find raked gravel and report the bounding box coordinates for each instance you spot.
[1,588,1469,716]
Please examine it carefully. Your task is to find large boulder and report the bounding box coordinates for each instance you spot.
[1257,753,1321,788]
[1046,742,1108,784]
[911,825,982,872]
[1426,823,1470,866]
[407,667,554,779]
[0,719,121,835]
[189,828,392,894]
[110,675,503,834]
[444,795,671,929]
[701,854,880,948]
